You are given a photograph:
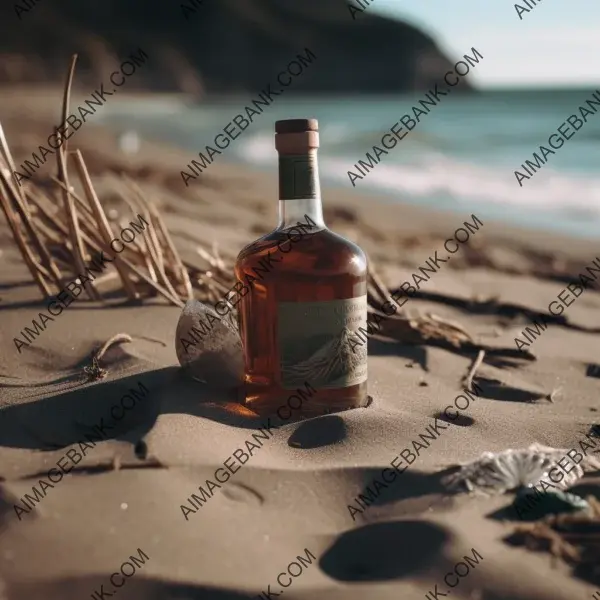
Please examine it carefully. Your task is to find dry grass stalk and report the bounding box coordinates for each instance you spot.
[0,170,53,296]
[2,172,62,285]
[147,204,193,300]
[124,175,193,300]
[116,183,159,283]
[0,55,196,310]
[120,179,181,300]
[56,54,100,301]
[0,122,63,291]
[463,349,486,392]
[71,150,138,300]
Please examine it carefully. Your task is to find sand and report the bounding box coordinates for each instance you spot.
[0,87,599,600]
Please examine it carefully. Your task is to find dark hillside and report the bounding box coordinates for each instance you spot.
[1,0,470,95]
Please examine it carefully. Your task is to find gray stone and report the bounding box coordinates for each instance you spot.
[175,299,244,388]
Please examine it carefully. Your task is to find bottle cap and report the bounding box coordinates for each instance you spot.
[275,118,319,153]
[275,118,319,134]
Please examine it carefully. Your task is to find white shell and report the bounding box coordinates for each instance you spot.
[175,299,244,387]
[444,443,600,494]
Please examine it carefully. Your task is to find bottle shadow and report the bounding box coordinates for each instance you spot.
[0,364,359,452]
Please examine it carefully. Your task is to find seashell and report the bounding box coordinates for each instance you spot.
[444,443,600,495]
[175,299,244,388]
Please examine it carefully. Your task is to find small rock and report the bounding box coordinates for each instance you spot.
[175,300,244,388]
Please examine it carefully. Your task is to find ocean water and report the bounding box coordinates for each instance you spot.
[99,90,600,240]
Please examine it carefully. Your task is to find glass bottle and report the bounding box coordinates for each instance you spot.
[234,118,368,417]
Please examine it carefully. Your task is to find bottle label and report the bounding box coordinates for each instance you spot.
[279,154,318,200]
[277,296,368,390]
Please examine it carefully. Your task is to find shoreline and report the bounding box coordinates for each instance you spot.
[1,85,598,247]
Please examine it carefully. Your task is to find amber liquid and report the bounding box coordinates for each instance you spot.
[235,227,368,417]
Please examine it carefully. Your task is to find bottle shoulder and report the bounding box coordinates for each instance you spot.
[235,227,367,275]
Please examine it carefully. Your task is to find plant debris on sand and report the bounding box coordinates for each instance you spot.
[507,495,600,586]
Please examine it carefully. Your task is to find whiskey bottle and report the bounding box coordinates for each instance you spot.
[234,118,368,417]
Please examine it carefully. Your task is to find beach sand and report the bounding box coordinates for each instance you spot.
[0,88,599,600]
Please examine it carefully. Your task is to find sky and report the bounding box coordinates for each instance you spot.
[369,0,600,89]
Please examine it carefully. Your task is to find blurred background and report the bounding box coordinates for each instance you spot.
[1,0,599,238]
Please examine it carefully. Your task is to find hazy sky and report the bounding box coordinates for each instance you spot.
[370,0,600,89]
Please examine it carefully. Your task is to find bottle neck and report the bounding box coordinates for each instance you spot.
[277,149,325,230]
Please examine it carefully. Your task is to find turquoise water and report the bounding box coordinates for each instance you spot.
[99,90,600,240]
